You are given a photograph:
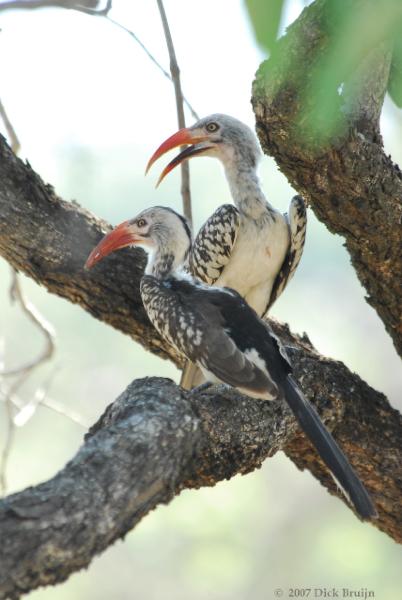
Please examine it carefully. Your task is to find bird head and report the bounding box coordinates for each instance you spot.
[146,114,261,185]
[85,207,192,277]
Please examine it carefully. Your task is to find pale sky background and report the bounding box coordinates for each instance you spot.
[0,1,401,599]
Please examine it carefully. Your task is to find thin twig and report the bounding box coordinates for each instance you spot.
[0,340,14,495]
[13,364,59,426]
[0,370,35,493]
[0,387,89,428]
[156,0,193,225]
[0,384,16,494]
[1,270,55,377]
[106,16,199,121]
[0,98,20,154]
[37,395,89,427]
[0,0,199,121]
[0,270,56,494]
[0,0,111,14]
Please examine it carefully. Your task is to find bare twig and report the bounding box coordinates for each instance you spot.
[1,270,55,377]
[0,98,20,154]
[37,394,89,427]
[0,0,111,15]
[13,365,58,426]
[0,386,89,428]
[156,0,193,225]
[0,267,87,492]
[0,270,56,494]
[0,0,199,121]
[0,383,16,494]
[0,339,14,495]
[106,16,199,121]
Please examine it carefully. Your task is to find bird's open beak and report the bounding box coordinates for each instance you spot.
[146,127,212,186]
[85,221,141,269]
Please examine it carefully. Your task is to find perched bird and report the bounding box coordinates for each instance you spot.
[85,206,376,521]
[146,114,307,388]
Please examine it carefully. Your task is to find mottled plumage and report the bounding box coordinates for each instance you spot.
[189,204,240,284]
[141,276,282,398]
[268,195,307,309]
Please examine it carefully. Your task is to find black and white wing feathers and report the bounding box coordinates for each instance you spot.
[189,204,240,285]
[267,195,307,312]
[141,276,279,398]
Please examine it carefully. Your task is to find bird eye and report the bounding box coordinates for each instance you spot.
[206,122,219,133]
[137,218,147,228]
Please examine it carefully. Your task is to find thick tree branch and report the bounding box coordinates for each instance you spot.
[0,339,401,599]
[0,135,181,366]
[252,0,402,356]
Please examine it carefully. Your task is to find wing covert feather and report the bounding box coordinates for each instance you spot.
[141,277,276,396]
[189,204,240,285]
[266,195,307,312]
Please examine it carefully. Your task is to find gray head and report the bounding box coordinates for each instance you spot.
[188,114,262,169]
[147,113,262,184]
[85,206,192,278]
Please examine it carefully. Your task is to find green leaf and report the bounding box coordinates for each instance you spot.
[244,0,285,53]
[388,36,402,107]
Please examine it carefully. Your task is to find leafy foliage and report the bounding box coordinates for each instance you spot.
[246,0,402,145]
[388,36,402,107]
[244,0,285,53]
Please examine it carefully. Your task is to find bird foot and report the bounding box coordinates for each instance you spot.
[190,381,214,394]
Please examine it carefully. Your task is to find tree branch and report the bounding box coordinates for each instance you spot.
[0,337,401,599]
[252,0,402,356]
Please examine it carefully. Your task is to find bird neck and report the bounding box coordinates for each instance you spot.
[223,162,275,219]
[145,241,189,280]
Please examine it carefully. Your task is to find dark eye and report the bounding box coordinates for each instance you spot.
[137,218,147,228]
[206,122,219,133]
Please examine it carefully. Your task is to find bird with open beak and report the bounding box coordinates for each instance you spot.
[147,114,307,389]
[85,205,376,522]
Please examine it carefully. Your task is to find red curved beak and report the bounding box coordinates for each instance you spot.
[145,127,211,186]
[146,128,192,174]
[85,221,140,269]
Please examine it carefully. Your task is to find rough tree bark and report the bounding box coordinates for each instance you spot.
[252,0,402,356]
[0,350,401,599]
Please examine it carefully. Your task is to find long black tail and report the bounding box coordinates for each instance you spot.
[283,375,377,520]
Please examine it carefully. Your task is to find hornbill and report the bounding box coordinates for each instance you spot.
[85,206,376,521]
[146,114,307,388]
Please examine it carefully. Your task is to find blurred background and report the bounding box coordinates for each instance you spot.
[0,1,401,598]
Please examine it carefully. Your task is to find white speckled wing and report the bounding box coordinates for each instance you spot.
[189,204,240,285]
[266,195,307,312]
[140,275,276,397]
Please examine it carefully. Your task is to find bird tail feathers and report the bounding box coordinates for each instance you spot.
[283,375,377,520]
